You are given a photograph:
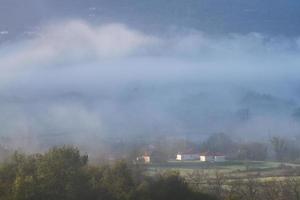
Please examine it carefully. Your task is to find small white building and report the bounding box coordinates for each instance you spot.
[176,150,199,161]
[200,152,226,162]
[214,154,226,162]
[142,155,151,163]
[200,153,214,162]
[137,153,151,164]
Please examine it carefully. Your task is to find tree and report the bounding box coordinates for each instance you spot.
[270,137,288,161]
[0,144,11,163]
[136,171,217,200]
[101,160,135,200]
[201,133,236,154]
[9,146,91,200]
[237,142,268,161]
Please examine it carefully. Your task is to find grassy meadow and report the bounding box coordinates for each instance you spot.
[147,160,300,181]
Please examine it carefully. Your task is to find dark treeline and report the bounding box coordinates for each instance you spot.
[123,133,300,163]
[0,146,216,200]
[199,133,300,162]
[1,133,299,165]
[179,133,300,162]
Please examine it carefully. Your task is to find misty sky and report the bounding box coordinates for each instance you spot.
[0,1,300,151]
[1,0,300,40]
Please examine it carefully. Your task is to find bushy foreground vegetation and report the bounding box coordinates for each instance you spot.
[2,146,300,200]
[0,146,215,200]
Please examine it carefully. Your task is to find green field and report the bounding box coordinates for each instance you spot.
[147,160,300,180]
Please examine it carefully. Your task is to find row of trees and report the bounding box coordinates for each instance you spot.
[200,133,268,161]
[0,146,216,200]
[126,133,300,163]
[200,133,300,162]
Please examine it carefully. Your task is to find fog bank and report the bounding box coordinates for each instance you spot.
[1,20,300,152]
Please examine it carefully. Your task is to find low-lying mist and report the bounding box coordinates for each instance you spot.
[1,20,300,153]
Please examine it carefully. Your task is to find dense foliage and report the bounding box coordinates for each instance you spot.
[0,146,216,200]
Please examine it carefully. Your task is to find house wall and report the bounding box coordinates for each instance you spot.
[200,156,206,161]
[214,156,225,162]
[176,154,182,160]
[184,154,199,160]
[143,156,151,163]
[200,155,214,162]
[177,154,199,160]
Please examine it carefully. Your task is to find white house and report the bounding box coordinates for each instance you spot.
[214,153,226,162]
[137,152,151,164]
[142,155,151,163]
[200,152,214,162]
[199,152,226,162]
[176,150,199,161]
